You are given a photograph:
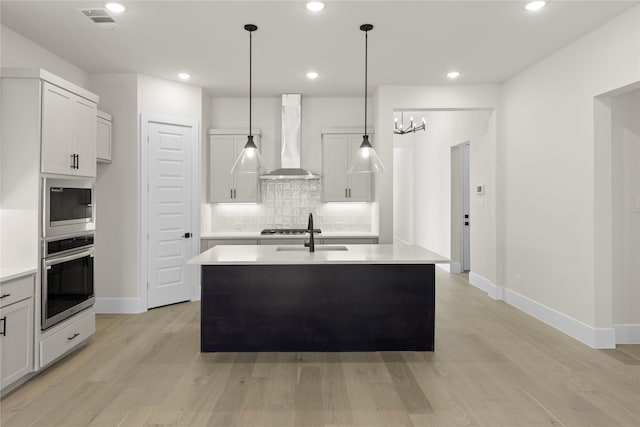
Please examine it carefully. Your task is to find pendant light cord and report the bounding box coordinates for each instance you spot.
[364,29,368,136]
[249,29,253,138]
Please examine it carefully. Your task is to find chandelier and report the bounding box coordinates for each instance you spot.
[394,112,426,135]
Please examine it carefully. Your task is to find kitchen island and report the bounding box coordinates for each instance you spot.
[189,243,448,352]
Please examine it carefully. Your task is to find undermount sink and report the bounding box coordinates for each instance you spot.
[276,245,349,252]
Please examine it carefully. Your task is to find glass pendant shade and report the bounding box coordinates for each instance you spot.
[350,24,384,174]
[230,135,267,173]
[349,135,385,174]
[231,24,267,174]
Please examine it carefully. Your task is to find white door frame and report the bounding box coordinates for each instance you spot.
[140,114,200,312]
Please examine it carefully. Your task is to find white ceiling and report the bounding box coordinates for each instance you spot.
[1,1,637,97]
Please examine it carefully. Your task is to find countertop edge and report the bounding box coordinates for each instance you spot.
[1,267,38,283]
[189,244,450,266]
[192,260,450,265]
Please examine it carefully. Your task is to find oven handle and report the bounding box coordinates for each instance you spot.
[44,247,94,267]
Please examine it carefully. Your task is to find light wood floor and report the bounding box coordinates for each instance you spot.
[2,271,639,426]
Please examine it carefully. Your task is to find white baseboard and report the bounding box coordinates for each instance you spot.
[468,272,615,349]
[94,298,144,314]
[445,262,462,274]
[614,324,640,344]
[437,263,451,273]
[468,272,504,300]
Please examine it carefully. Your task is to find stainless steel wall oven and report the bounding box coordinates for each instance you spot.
[42,234,95,329]
[43,178,95,238]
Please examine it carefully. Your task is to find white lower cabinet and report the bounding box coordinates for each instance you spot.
[40,307,95,368]
[0,274,34,390]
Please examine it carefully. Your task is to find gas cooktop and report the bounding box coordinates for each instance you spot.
[260,228,322,235]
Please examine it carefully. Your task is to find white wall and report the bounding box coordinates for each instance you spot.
[393,111,491,262]
[89,74,139,303]
[501,5,640,335]
[393,138,414,244]
[393,111,492,261]
[374,85,500,286]
[0,25,88,88]
[138,75,203,121]
[88,74,203,312]
[612,89,640,326]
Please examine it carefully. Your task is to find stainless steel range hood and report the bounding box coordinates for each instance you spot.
[260,94,320,180]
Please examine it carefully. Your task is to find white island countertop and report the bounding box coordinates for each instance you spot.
[189,243,449,266]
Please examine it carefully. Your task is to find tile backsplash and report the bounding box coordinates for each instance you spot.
[208,179,372,232]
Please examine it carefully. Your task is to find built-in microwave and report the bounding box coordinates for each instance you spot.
[43,178,95,238]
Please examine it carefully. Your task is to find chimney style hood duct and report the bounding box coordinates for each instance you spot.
[260,94,320,180]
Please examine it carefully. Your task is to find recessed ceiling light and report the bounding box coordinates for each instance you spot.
[105,2,126,13]
[525,1,547,12]
[178,73,191,80]
[447,71,460,79]
[306,2,325,12]
[306,71,319,79]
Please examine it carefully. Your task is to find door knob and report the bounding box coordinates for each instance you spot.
[183,232,192,238]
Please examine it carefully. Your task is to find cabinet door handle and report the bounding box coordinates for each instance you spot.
[0,293,11,299]
[70,154,76,169]
[1,316,6,336]
[345,188,348,198]
[233,189,237,199]
[76,154,79,170]
[230,189,233,199]
[67,332,80,341]
[348,188,351,198]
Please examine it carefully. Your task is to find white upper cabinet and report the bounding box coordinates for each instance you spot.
[96,110,112,163]
[209,130,261,203]
[41,81,97,177]
[322,132,373,202]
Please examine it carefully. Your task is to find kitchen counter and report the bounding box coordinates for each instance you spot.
[1,267,38,283]
[194,242,445,352]
[189,243,448,265]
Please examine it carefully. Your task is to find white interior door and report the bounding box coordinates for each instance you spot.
[147,120,194,309]
[462,142,471,271]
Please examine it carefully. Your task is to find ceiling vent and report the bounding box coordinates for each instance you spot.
[78,9,118,28]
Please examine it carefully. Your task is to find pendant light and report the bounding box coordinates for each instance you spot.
[349,24,385,174]
[231,24,267,174]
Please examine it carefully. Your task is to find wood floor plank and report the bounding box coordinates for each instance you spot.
[2,271,638,427]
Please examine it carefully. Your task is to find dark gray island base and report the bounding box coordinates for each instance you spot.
[200,263,435,352]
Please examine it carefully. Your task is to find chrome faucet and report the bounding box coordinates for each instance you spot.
[304,213,315,252]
